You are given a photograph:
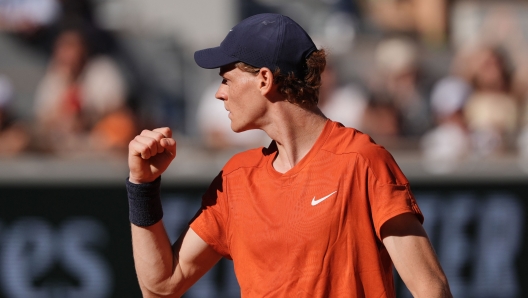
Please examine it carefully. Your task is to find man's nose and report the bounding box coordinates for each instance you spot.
[215,85,227,101]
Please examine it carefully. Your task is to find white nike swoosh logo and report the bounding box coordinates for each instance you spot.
[311,191,337,206]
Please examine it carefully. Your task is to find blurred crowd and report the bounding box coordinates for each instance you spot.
[1,0,528,167]
[0,0,137,157]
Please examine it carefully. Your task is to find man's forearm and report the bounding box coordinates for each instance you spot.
[132,221,185,297]
[132,224,222,297]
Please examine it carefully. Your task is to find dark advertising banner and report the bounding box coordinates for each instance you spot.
[0,182,526,298]
[396,183,527,298]
[0,186,139,298]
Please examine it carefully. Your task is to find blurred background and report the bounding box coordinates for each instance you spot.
[0,0,527,297]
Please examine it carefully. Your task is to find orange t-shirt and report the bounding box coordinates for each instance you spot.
[190,120,423,297]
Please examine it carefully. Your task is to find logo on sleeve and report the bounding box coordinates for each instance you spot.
[311,191,337,206]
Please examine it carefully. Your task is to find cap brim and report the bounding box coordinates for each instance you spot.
[194,47,239,69]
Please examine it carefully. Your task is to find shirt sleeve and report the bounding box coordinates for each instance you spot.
[189,172,232,259]
[365,149,424,240]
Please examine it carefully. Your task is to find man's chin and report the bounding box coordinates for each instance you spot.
[231,127,245,133]
[231,125,253,133]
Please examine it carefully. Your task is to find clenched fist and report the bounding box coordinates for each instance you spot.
[128,127,176,184]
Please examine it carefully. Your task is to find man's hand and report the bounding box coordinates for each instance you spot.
[128,127,176,184]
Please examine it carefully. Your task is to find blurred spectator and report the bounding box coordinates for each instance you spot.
[363,37,432,142]
[318,63,367,129]
[0,0,59,34]
[420,76,472,172]
[319,4,358,55]
[363,0,447,45]
[515,62,528,159]
[0,75,31,156]
[1,0,117,60]
[54,0,117,55]
[463,44,519,157]
[361,93,401,144]
[32,27,137,155]
[196,82,270,150]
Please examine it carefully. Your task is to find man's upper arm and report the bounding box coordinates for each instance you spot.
[168,227,222,296]
[381,213,452,298]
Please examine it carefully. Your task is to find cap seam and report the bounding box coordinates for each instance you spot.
[272,15,285,73]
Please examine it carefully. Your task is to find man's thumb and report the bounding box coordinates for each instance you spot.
[160,138,176,155]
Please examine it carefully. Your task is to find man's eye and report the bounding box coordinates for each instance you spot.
[222,79,228,84]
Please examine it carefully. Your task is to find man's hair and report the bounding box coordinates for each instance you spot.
[235,49,327,107]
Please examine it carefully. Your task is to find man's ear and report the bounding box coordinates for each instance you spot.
[257,67,275,96]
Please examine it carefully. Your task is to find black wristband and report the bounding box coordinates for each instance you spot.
[126,176,163,227]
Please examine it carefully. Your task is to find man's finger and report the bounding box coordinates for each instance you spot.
[139,135,161,157]
[160,138,176,157]
[140,129,166,141]
[153,127,172,139]
[129,138,152,159]
[138,130,167,154]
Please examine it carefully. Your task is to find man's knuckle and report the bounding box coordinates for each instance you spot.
[146,138,157,148]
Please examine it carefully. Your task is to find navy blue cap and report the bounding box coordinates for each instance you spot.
[194,13,317,78]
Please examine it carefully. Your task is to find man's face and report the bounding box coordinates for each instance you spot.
[216,64,268,132]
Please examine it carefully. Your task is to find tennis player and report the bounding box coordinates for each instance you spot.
[126,13,452,297]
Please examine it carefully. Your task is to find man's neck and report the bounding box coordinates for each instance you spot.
[263,103,327,174]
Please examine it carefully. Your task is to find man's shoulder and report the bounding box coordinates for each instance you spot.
[326,122,406,183]
[324,122,385,156]
[221,146,271,176]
